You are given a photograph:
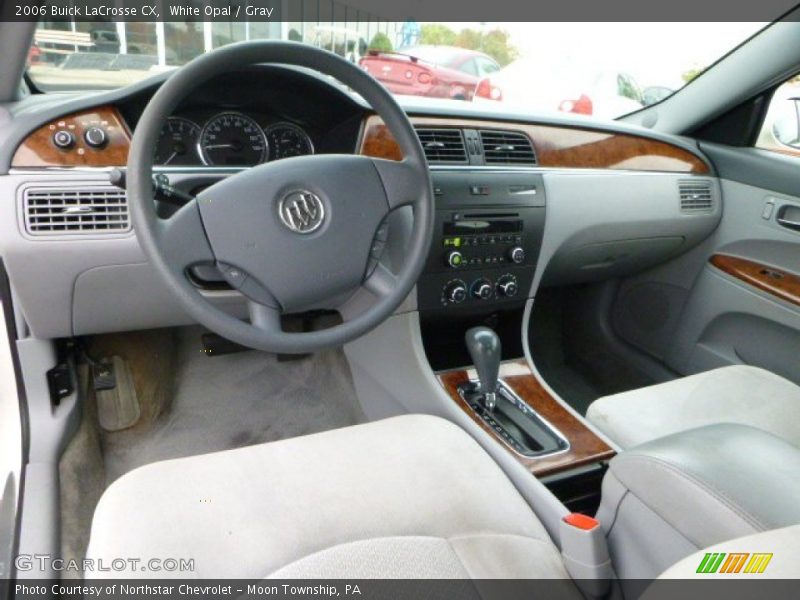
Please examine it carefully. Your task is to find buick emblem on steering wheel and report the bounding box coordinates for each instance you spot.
[278,190,325,234]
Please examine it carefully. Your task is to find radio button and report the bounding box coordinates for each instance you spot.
[446,251,464,268]
[509,246,526,264]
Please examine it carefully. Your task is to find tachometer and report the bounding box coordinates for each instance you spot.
[154,117,201,165]
[264,122,314,160]
[199,112,268,166]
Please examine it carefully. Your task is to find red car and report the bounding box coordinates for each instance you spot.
[360,45,501,101]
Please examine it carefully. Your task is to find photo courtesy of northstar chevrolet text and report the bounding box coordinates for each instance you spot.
[1,0,799,598]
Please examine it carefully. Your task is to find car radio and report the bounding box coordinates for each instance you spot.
[417,171,546,312]
[441,216,526,270]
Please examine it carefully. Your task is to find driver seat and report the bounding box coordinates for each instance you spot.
[87,415,572,579]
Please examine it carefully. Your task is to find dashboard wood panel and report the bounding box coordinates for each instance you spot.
[11,106,131,168]
[710,254,800,308]
[360,115,710,173]
[437,359,615,477]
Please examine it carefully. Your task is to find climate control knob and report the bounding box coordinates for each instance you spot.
[446,250,464,268]
[444,280,467,304]
[471,278,493,300]
[508,246,526,264]
[496,274,519,298]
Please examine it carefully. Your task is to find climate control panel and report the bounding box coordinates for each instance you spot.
[439,273,520,307]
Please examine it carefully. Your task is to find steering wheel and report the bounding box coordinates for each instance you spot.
[127,42,433,354]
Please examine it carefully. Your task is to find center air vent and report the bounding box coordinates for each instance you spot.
[23,186,130,236]
[415,128,468,164]
[479,130,537,165]
[679,179,714,212]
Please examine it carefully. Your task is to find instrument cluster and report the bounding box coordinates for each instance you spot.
[154,112,315,167]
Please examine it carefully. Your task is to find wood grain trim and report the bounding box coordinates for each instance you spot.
[360,115,710,173]
[12,106,131,168]
[710,254,800,308]
[437,359,615,477]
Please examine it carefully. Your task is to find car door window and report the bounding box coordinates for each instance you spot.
[459,58,479,77]
[477,58,500,77]
[756,76,800,157]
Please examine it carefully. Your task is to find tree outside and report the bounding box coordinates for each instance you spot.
[369,32,393,53]
[419,24,518,66]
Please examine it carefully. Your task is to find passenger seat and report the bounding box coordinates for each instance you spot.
[586,365,800,449]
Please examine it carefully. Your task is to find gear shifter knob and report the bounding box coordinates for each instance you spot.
[465,327,501,410]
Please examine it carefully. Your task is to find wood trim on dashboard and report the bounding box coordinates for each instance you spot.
[11,106,131,168]
[437,359,615,477]
[360,115,710,174]
[710,254,800,308]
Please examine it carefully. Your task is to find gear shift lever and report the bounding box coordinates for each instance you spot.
[465,327,501,411]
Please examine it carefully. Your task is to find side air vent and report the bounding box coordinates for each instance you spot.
[679,179,714,212]
[415,127,468,164]
[479,130,537,165]
[23,186,130,236]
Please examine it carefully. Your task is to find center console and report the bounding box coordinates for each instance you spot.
[418,170,615,514]
[416,171,546,312]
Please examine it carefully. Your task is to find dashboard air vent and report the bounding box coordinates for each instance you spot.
[479,130,537,165]
[415,128,468,164]
[23,186,130,236]
[679,179,714,212]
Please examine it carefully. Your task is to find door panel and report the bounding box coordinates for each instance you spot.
[612,143,800,384]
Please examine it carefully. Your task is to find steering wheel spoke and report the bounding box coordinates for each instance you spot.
[248,301,282,334]
[363,261,398,298]
[372,158,427,210]
[155,199,215,270]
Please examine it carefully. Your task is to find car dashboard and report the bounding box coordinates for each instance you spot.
[0,64,722,340]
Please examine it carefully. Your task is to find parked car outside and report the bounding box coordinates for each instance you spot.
[473,58,647,119]
[359,45,500,101]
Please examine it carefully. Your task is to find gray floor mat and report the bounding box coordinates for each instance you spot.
[102,327,364,484]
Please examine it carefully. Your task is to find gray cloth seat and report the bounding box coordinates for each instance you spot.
[86,415,572,579]
[586,365,800,449]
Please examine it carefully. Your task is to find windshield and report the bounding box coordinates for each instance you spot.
[27,21,766,120]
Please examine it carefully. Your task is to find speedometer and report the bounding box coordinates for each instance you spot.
[264,122,314,160]
[199,112,268,166]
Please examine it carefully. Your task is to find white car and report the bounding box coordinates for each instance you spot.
[474,58,645,119]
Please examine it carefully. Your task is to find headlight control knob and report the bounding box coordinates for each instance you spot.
[52,130,75,149]
[84,126,108,148]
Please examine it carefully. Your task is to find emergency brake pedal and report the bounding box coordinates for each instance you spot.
[94,356,141,432]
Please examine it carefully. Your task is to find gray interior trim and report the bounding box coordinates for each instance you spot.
[14,338,80,579]
[700,142,800,199]
[0,21,36,103]
[533,171,721,291]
